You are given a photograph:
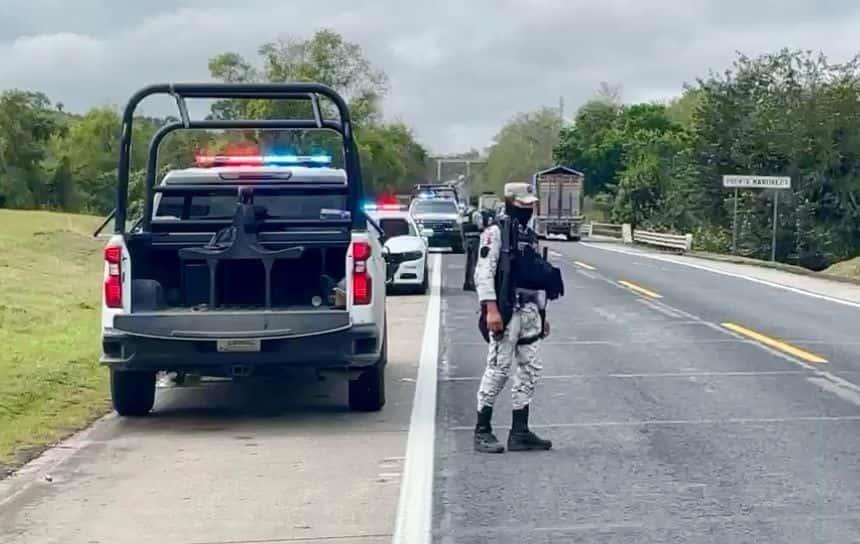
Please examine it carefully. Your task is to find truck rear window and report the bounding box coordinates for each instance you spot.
[155,195,348,220]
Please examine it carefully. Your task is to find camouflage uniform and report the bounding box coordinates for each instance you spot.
[474,221,545,412]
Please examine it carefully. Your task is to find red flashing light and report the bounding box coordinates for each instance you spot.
[194,155,265,167]
[377,193,399,206]
[222,143,261,156]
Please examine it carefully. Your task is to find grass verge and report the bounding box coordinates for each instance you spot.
[685,250,860,286]
[0,209,109,474]
[825,256,860,281]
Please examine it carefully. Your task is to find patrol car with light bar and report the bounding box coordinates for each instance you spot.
[408,191,466,253]
[97,83,389,416]
[365,203,429,293]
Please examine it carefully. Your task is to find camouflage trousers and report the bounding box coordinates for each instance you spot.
[476,302,543,411]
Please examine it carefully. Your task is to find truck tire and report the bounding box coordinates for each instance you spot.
[349,331,387,412]
[110,369,156,417]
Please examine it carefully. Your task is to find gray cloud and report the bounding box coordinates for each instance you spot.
[1,0,859,153]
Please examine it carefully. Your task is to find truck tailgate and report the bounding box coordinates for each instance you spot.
[112,309,351,340]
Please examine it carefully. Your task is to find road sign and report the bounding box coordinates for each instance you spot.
[723,175,791,261]
[722,175,791,189]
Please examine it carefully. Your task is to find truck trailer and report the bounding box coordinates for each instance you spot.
[532,165,585,241]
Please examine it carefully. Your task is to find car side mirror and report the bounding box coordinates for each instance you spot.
[421,228,433,238]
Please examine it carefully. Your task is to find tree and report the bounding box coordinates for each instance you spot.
[208,29,388,128]
[479,107,563,193]
[50,107,159,213]
[554,100,623,196]
[206,29,426,195]
[0,90,60,208]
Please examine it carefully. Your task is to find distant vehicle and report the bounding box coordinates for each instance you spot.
[477,192,500,213]
[366,204,429,294]
[532,165,586,241]
[411,183,463,208]
[97,83,388,416]
[409,196,465,253]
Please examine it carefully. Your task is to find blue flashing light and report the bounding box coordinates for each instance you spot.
[262,154,332,166]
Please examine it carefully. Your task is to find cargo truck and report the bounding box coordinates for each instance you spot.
[531,165,585,241]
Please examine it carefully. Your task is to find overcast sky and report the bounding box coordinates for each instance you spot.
[1,0,858,154]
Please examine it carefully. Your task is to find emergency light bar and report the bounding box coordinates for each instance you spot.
[364,203,406,211]
[194,154,332,167]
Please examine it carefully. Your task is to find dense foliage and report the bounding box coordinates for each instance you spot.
[552,50,860,269]
[0,30,428,218]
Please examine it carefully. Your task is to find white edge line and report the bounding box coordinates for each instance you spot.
[392,253,441,544]
[580,242,860,309]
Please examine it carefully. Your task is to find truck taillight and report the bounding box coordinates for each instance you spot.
[104,245,123,308]
[352,241,372,305]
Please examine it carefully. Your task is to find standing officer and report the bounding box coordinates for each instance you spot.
[473,182,563,453]
[463,205,487,291]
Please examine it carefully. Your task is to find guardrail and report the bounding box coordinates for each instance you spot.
[632,229,693,251]
[590,222,623,239]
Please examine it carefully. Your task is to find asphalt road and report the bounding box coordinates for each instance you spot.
[0,289,429,544]
[4,244,860,544]
[433,242,860,543]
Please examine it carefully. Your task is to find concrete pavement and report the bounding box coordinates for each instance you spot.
[0,284,430,544]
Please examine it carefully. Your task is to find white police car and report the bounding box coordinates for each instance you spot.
[366,204,429,294]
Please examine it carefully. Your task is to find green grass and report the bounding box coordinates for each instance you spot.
[0,209,110,472]
[825,256,860,280]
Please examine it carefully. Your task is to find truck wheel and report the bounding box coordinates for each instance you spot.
[110,369,156,417]
[349,333,387,412]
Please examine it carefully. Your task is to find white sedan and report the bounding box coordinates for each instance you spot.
[367,206,429,294]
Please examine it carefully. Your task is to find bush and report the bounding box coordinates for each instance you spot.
[691,224,732,253]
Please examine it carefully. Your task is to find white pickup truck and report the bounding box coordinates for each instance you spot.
[98,83,388,416]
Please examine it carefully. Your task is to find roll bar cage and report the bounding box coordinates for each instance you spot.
[113,83,365,234]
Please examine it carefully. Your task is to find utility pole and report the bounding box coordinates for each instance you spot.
[558,96,564,122]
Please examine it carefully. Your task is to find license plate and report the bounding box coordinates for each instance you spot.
[217,339,261,352]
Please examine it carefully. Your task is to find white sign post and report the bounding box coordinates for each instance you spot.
[723,175,792,261]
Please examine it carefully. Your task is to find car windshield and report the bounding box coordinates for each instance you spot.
[378,217,415,237]
[411,200,458,214]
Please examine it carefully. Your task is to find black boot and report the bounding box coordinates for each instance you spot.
[507,405,552,451]
[474,406,504,453]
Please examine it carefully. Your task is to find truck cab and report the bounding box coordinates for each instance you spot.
[99,83,388,416]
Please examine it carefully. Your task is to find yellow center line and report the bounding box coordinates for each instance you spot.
[574,261,596,271]
[618,280,662,299]
[721,322,828,364]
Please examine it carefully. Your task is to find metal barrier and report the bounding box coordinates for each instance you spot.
[632,229,693,252]
[589,222,624,239]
